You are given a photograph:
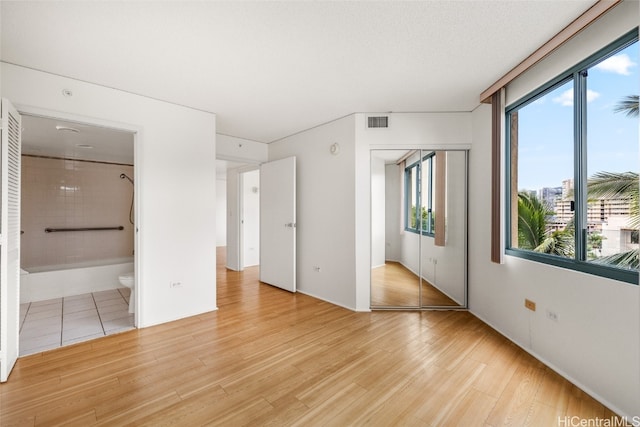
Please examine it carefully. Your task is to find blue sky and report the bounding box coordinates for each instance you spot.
[517,41,638,191]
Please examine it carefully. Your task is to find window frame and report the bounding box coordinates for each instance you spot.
[404,152,436,237]
[505,29,639,285]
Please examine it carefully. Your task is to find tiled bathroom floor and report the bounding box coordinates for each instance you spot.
[19,288,134,356]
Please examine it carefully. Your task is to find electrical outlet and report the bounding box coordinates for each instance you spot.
[524,299,536,311]
[313,266,321,272]
[170,281,182,289]
[546,309,559,322]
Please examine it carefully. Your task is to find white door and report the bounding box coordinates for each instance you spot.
[260,157,296,292]
[0,99,22,382]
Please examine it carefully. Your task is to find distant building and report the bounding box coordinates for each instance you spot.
[538,186,562,209]
[549,178,636,257]
[561,178,574,199]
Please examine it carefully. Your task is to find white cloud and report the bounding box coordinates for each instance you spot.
[553,89,573,106]
[552,89,600,107]
[594,54,636,75]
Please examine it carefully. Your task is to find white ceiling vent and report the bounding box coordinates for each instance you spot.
[367,116,389,129]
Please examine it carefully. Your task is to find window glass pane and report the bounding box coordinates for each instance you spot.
[586,41,639,270]
[407,165,418,230]
[421,156,432,233]
[431,155,436,233]
[510,79,575,258]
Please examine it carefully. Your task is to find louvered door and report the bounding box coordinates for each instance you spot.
[0,99,21,382]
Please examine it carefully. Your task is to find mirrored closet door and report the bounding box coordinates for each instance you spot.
[370,149,468,309]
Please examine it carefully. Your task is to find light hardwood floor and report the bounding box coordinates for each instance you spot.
[0,248,622,426]
[371,261,460,307]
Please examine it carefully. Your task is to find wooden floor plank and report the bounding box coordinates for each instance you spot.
[0,247,621,426]
[371,261,460,307]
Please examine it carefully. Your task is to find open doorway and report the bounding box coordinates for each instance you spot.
[216,160,260,272]
[18,114,137,356]
[216,156,296,295]
[240,169,260,269]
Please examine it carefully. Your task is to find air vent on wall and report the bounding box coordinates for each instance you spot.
[367,116,389,128]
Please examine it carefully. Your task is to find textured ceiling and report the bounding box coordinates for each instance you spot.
[1,1,597,143]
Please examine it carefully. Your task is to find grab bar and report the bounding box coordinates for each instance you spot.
[45,226,124,233]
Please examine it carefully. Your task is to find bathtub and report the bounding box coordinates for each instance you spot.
[21,257,134,303]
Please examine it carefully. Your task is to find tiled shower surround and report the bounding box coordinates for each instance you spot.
[21,156,134,269]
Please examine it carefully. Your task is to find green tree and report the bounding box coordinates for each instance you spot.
[586,95,639,269]
[517,192,551,250]
[517,192,576,256]
[588,171,639,228]
[587,231,603,260]
[588,171,639,269]
[534,219,575,258]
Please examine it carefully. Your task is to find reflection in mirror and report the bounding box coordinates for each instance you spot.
[370,149,467,309]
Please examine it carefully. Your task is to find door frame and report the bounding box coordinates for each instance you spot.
[239,167,260,270]
[14,105,142,324]
[219,158,260,272]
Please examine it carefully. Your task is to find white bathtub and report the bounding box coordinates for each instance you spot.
[21,257,134,303]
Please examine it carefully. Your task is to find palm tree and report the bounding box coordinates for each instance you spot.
[586,95,640,269]
[613,95,638,117]
[517,192,549,250]
[588,171,639,269]
[535,219,575,258]
[588,171,639,228]
[517,192,575,256]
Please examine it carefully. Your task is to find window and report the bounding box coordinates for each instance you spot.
[506,31,638,284]
[405,152,436,235]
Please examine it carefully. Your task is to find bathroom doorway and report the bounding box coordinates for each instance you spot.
[18,114,137,355]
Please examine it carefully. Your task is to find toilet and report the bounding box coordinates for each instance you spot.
[118,272,135,314]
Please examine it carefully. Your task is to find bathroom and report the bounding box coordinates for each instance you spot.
[18,115,136,355]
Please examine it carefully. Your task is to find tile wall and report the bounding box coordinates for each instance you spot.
[21,156,135,269]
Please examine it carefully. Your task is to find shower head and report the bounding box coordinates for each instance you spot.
[120,173,134,184]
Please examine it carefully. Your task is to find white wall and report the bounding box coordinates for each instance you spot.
[268,115,357,309]
[225,168,240,271]
[241,169,260,267]
[359,113,472,149]
[216,179,227,247]
[470,103,640,418]
[370,155,386,268]
[2,63,218,327]
[217,134,267,164]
